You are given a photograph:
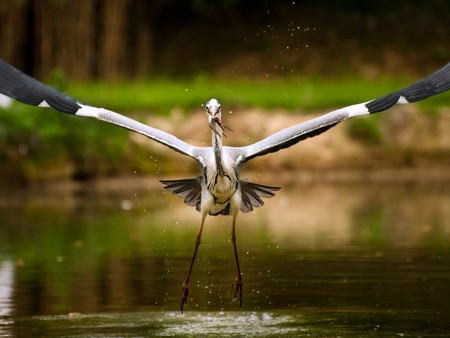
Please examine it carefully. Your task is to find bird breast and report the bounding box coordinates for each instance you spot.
[205,155,239,204]
[208,174,238,203]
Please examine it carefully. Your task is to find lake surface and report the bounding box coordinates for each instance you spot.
[0,175,449,337]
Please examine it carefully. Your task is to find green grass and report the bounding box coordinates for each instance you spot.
[65,74,450,115]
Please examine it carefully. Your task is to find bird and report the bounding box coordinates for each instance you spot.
[0,58,449,313]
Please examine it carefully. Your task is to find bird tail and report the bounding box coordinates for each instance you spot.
[160,178,280,215]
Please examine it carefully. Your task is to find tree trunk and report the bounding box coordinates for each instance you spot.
[98,0,130,80]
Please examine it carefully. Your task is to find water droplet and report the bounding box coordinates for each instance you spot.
[121,199,133,210]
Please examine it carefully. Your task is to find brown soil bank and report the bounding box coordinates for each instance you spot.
[134,106,450,176]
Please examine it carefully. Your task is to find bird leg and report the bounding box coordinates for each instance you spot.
[231,215,243,308]
[180,214,206,313]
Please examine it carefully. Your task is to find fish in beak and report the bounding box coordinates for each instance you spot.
[208,115,223,136]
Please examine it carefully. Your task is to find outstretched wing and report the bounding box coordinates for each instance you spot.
[0,58,202,160]
[238,62,450,163]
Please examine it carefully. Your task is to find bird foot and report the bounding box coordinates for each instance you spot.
[232,275,243,308]
[180,281,189,313]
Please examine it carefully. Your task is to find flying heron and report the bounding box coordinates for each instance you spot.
[0,58,449,313]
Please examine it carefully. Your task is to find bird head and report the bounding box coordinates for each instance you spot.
[205,98,223,136]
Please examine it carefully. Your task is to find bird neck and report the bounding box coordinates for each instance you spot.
[212,130,225,176]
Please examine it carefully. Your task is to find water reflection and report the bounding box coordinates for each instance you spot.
[0,260,14,336]
[0,261,13,316]
[0,178,449,336]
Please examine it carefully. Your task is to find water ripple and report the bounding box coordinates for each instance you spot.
[160,311,302,337]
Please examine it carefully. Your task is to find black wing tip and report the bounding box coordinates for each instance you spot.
[366,62,450,114]
[0,58,81,115]
[365,93,400,114]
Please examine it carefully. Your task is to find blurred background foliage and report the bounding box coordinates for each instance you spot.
[0,0,448,80]
[0,0,449,182]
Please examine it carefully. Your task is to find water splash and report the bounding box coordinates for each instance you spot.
[161,311,300,337]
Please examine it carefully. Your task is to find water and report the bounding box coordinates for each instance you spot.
[0,177,449,337]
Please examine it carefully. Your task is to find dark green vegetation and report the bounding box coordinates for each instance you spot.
[65,75,450,114]
[1,1,448,80]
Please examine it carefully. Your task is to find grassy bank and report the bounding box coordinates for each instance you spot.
[66,74,448,114]
[1,75,449,183]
